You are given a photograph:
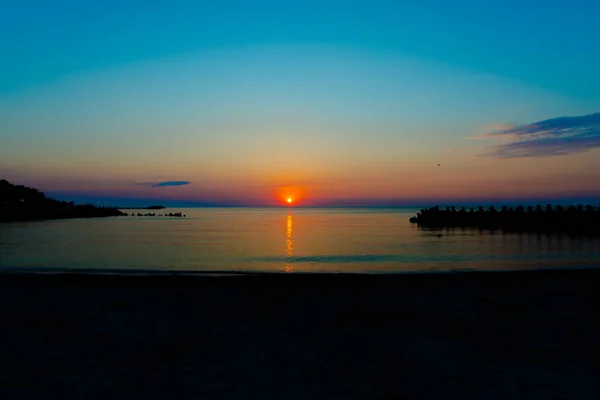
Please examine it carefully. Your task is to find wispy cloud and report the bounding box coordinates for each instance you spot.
[135,181,191,188]
[474,123,517,136]
[152,181,191,187]
[477,112,600,158]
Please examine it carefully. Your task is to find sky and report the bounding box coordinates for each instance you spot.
[1,0,600,206]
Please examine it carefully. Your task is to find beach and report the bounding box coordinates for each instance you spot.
[1,270,599,399]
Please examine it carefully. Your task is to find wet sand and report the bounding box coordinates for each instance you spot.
[1,270,599,399]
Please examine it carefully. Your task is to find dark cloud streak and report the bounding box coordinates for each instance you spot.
[480,112,600,158]
[152,181,191,187]
[134,181,191,188]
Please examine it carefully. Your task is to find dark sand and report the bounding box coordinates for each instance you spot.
[1,270,599,399]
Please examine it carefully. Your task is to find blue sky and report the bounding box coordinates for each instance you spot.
[1,0,599,206]
[3,0,599,97]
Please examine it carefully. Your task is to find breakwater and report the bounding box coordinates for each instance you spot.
[410,204,600,234]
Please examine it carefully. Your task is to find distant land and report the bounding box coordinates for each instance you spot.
[0,180,126,222]
[118,205,166,210]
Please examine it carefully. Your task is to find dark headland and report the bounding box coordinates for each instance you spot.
[0,179,126,222]
[1,270,599,399]
[411,204,600,234]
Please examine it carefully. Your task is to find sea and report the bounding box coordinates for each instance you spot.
[1,207,600,274]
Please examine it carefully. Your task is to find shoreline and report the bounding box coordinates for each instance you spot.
[1,265,598,277]
[0,208,126,223]
[2,267,599,398]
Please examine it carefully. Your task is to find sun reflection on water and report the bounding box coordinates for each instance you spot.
[285,214,294,272]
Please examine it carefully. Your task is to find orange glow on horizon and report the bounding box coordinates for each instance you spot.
[275,185,305,206]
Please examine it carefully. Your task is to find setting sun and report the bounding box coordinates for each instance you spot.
[275,185,305,206]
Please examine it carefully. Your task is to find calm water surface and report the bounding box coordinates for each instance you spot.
[1,207,600,273]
